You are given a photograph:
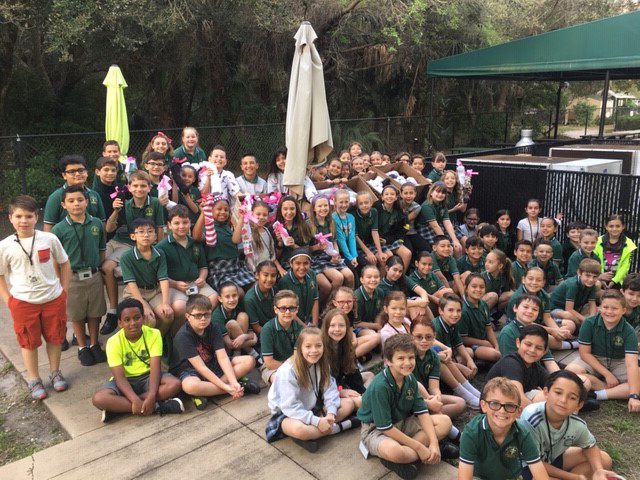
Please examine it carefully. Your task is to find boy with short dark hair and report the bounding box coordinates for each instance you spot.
[43,155,106,232]
[51,185,107,366]
[358,334,444,480]
[562,221,586,275]
[431,235,464,296]
[456,236,485,282]
[565,229,599,279]
[549,258,598,329]
[621,273,640,328]
[277,249,319,326]
[458,377,547,480]
[235,153,267,194]
[511,239,533,289]
[102,140,129,184]
[478,225,498,255]
[92,156,120,223]
[529,239,562,290]
[91,298,183,422]
[170,294,259,411]
[0,195,71,400]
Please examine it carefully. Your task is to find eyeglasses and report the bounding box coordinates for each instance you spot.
[276,306,298,313]
[485,400,519,413]
[134,230,155,236]
[187,312,211,320]
[335,300,354,306]
[146,162,165,168]
[64,168,87,175]
[413,335,434,341]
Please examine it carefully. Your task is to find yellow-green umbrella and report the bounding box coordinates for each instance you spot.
[103,65,129,159]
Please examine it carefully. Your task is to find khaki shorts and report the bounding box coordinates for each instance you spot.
[67,272,107,321]
[260,364,278,385]
[571,355,628,383]
[123,284,164,310]
[525,389,543,401]
[169,283,216,304]
[360,416,423,458]
[105,239,131,264]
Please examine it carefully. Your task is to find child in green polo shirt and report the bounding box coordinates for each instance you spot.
[410,252,453,318]
[622,273,640,329]
[102,140,130,184]
[374,184,412,270]
[431,235,464,297]
[259,290,304,385]
[43,155,106,232]
[565,229,599,279]
[426,151,446,183]
[354,191,391,271]
[379,255,430,320]
[539,217,563,269]
[549,258,598,330]
[120,219,174,335]
[529,240,562,290]
[156,205,218,332]
[457,236,485,283]
[416,183,462,257]
[458,377,547,480]
[358,334,447,480]
[211,281,258,358]
[478,225,498,255]
[102,170,166,334]
[562,221,585,275]
[482,249,515,313]
[354,265,385,332]
[172,126,206,165]
[567,290,640,412]
[276,249,319,326]
[92,156,120,226]
[52,186,107,366]
[244,261,278,335]
[511,240,533,289]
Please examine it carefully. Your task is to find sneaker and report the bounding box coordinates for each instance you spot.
[49,370,68,392]
[90,344,107,363]
[28,378,47,401]
[101,410,121,423]
[155,398,184,415]
[579,398,600,413]
[61,337,70,352]
[439,441,460,460]
[380,459,418,480]
[78,347,95,366]
[192,396,208,411]
[241,379,261,395]
[100,313,118,335]
[71,334,79,346]
[466,395,480,410]
[292,437,319,453]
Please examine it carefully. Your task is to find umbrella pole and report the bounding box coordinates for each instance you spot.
[428,77,435,150]
[598,70,610,139]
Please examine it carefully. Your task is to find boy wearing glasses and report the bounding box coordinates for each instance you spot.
[459,376,548,480]
[43,155,106,231]
[259,289,304,385]
[170,294,258,411]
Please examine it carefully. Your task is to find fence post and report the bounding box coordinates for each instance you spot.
[503,111,509,143]
[386,116,390,150]
[16,134,27,194]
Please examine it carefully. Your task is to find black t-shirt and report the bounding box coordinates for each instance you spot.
[486,352,549,393]
[170,321,225,375]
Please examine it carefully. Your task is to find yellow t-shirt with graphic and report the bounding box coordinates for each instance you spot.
[106,325,162,378]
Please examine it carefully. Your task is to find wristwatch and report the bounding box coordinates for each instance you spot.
[628,393,639,400]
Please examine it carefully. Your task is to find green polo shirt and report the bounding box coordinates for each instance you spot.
[120,246,168,288]
[414,349,441,385]
[417,201,449,225]
[431,252,458,281]
[277,271,318,324]
[44,184,106,225]
[51,214,105,270]
[506,285,550,324]
[459,414,541,480]
[498,320,554,362]
[259,317,303,361]
[155,233,206,282]
[457,255,484,275]
[549,276,595,311]
[243,284,275,327]
[211,304,242,336]
[357,367,429,429]
[529,258,562,288]
[177,185,201,225]
[624,306,640,328]
[426,169,443,183]
[354,209,378,246]
[434,316,463,349]
[408,270,443,295]
[460,298,491,340]
[482,271,508,295]
[378,275,419,297]
[204,222,239,261]
[578,314,638,359]
[377,205,402,240]
[277,220,310,267]
[173,145,206,164]
[511,261,528,289]
[565,248,599,279]
[115,196,165,245]
[355,285,385,323]
[549,237,563,266]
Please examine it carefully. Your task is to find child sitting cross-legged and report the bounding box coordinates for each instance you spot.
[456,236,485,283]
[410,251,453,318]
[169,294,259,411]
[92,299,184,422]
[266,326,358,453]
[431,235,465,297]
[549,258,598,332]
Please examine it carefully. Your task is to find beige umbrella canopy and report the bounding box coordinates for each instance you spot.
[284,21,333,198]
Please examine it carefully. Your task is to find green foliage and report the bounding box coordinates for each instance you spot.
[573,101,597,126]
[0,150,62,208]
[616,115,640,131]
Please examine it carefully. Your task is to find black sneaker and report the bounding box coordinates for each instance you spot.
[90,344,107,363]
[155,398,185,415]
[100,313,118,335]
[61,337,70,352]
[292,438,319,453]
[241,379,261,395]
[78,347,95,366]
[192,396,208,411]
[101,410,121,423]
[579,398,600,413]
[71,334,79,346]
[380,459,418,480]
[439,441,460,460]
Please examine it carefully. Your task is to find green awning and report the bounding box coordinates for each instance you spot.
[427,10,640,81]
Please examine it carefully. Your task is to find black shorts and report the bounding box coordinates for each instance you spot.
[522,455,562,480]
[176,364,224,382]
[101,372,173,396]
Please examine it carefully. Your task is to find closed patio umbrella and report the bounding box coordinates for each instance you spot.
[284,22,333,198]
[103,65,129,159]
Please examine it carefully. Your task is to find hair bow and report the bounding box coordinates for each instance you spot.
[157,131,172,144]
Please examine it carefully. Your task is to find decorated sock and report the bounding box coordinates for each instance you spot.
[462,380,481,398]
[201,197,217,247]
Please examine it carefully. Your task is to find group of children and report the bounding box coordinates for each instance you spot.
[0,132,636,479]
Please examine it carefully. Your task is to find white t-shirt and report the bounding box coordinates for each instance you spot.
[0,231,68,304]
[517,218,540,243]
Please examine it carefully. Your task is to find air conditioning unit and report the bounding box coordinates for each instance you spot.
[549,145,640,175]
[548,158,622,174]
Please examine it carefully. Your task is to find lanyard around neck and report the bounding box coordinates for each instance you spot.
[15,233,36,266]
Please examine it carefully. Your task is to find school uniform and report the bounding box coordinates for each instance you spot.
[43,184,106,226]
[506,285,550,324]
[486,352,549,397]
[277,270,319,324]
[529,258,562,288]
[426,168,443,183]
[378,275,419,298]
[498,320,555,363]
[243,284,275,328]
[624,306,640,328]
[276,220,311,268]
[431,252,459,281]
[176,185,201,226]
[482,271,508,295]
[459,297,491,341]
[434,316,463,350]
[565,248,599,279]
[561,240,578,275]
[408,270,444,295]
[414,349,441,387]
[308,220,346,273]
[459,414,541,480]
[496,230,516,260]
[511,260,528,289]
[211,304,240,336]
[259,317,304,384]
[355,285,384,323]
[375,204,406,251]
[548,237,563,268]
[120,246,168,308]
[457,255,485,275]
[416,201,449,245]
[173,145,206,165]
[51,214,106,321]
[170,321,226,380]
[354,208,379,254]
[235,174,268,194]
[204,222,254,290]
[549,276,595,312]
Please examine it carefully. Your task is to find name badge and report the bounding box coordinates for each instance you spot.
[77,268,93,280]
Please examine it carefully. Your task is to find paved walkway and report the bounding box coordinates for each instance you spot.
[0,298,457,480]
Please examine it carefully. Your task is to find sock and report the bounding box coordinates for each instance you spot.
[330,419,353,435]
[453,384,477,403]
[462,380,481,398]
[571,340,579,349]
[448,426,460,440]
[107,308,116,315]
[560,341,573,350]
[595,389,608,401]
[249,348,260,359]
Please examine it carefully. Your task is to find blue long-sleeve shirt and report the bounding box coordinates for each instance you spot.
[332,212,357,261]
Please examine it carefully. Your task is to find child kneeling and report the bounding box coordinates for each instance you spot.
[266,326,357,453]
[91,299,183,422]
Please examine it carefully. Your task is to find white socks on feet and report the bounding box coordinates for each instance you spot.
[448,425,460,440]
[462,380,481,398]
[594,389,608,401]
[330,418,354,435]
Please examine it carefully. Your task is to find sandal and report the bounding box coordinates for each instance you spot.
[28,378,47,401]
[49,370,68,392]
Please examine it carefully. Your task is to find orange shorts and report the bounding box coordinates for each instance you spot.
[8,292,67,349]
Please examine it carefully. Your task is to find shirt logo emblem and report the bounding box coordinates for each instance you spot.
[144,207,154,217]
[405,387,415,401]
[90,226,100,236]
[613,335,624,348]
[503,445,519,459]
